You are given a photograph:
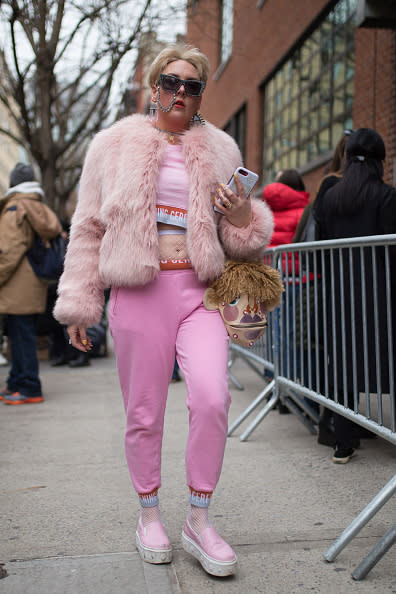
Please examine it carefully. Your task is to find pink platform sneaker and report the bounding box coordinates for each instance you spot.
[182,517,237,577]
[135,516,172,564]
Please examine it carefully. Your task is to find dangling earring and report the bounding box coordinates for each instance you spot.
[148,102,158,121]
[190,112,206,126]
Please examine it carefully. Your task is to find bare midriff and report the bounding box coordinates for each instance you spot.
[157,222,191,269]
[157,222,183,232]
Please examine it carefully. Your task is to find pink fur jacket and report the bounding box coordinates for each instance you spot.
[54,114,274,326]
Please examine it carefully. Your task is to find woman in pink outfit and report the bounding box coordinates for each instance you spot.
[55,44,273,577]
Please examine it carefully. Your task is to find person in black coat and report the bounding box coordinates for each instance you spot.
[314,128,396,463]
[294,129,351,244]
[292,131,349,429]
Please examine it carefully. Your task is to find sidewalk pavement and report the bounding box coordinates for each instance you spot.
[1,349,395,593]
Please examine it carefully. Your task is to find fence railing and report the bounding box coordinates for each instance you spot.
[227,234,396,580]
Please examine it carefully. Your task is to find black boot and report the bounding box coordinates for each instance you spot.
[69,352,90,367]
[50,353,70,367]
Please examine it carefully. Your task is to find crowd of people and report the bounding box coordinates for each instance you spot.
[1,41,395,578]
[261,127,396,465]
[313,128,396,461]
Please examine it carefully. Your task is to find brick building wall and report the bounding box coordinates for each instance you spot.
[353,28,396,185]
[187,0,329,196]
[186,0,396,196]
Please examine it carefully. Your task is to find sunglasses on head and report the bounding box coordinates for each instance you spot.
[159,73,206,97]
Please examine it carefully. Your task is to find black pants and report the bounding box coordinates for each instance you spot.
[333,392,356,449]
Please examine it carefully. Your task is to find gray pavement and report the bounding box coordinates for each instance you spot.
[0,348,395,593]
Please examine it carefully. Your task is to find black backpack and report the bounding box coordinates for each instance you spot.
[26,234,67,283]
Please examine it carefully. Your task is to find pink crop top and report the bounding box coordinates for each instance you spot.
[156,145,189,229]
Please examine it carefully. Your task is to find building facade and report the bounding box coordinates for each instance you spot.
[185,0,396,197]
[120,32,186,120]
[0,103,22,195]
[0,53,31,195]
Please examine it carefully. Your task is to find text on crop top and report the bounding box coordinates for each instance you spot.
[156,144,189,227]
[156,144,191,269]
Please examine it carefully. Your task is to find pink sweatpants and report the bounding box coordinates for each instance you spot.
[108,269,231,495]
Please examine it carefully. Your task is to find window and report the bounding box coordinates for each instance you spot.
[220,0,234,65]
[224,104,247,161]
[262,0,357,184]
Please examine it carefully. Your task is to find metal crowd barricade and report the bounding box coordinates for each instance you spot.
[227,234,396,579]
[227,249,279,433]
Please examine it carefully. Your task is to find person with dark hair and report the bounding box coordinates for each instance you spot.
[54,43,274,576]
[315,128,396,463]
[294,130,351,244]
[321,129,352,179]
[0,163,62,404]
[263,169,309,251]
[293,131,351,430]
[275,168,306,192]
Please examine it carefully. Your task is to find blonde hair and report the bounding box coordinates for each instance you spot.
[148,43,210,87]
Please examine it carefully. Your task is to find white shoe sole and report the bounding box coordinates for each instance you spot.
[333,452,355,464]
[182,530,237,577]
[135,530,172,564]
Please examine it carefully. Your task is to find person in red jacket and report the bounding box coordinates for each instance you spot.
[262,169,309,387]
[263,169,309,255]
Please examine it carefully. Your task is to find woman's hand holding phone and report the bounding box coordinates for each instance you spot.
[214,171,254,228]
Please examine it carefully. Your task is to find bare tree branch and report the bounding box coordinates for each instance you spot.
[0,125,25,146]
[0,0,185,215]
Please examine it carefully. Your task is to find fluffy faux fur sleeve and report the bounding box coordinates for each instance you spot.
[190,125,273,261]
[54,130,108,326]
[219,198,274,260]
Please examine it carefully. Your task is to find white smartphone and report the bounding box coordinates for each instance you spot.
[214,166,259,213]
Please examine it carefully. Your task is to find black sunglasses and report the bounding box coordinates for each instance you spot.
[159,74,206,97]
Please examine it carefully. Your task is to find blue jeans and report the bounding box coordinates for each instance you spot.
[6,314,42,397]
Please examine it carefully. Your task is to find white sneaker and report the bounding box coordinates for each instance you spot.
[0,353,8,366]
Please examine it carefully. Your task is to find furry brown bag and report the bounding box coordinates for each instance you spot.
[203,260,283,347]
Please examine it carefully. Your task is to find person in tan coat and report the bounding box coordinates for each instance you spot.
[0,163,62,405]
